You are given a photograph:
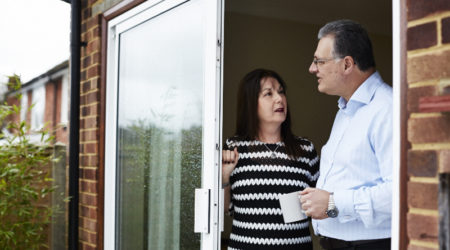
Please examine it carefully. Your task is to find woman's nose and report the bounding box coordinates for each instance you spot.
[274,92,282,102]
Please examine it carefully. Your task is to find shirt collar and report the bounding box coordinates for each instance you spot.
[337,71,382,113]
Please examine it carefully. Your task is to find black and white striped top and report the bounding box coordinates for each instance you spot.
[225,136,319,250]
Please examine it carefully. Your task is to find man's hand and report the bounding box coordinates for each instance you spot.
[300,188,330,220]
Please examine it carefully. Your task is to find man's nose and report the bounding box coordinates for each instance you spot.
[309,62,317,74]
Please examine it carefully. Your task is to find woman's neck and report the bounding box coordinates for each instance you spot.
[258,125,282,143]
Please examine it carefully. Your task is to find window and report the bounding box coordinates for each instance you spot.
[31,85,45,130]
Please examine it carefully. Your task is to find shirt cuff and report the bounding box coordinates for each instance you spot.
[334,189,357,223]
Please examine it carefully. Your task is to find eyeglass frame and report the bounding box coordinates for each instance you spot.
[312,57,341,67]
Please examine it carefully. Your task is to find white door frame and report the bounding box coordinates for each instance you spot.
[392,0,401,249]
[102,0,400,249]
[103,0,223,249]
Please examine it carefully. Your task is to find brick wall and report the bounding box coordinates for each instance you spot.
[5,95,20,127]
[54,79,69,144]
[26,91,32,125]
[44,81,56,130]
[79,1,103,249]
[406,0,450,249]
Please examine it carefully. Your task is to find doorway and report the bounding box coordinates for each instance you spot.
[221,0,392,249]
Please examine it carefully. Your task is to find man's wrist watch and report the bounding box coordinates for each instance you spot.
[326,192,339,218]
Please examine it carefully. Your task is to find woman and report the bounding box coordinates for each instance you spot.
[222,69,319,250]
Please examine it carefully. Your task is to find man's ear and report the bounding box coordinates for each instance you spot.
[343,56,355,73]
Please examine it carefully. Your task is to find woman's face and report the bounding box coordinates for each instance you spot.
[257,77,287,128]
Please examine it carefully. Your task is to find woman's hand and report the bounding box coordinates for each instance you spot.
[222,147,239,183]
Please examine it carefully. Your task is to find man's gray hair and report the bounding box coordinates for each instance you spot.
[317,19,376,71]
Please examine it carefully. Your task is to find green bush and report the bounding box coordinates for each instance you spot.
[0,75,57,249]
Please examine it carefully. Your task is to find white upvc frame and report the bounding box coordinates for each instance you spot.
[392,0,401,249]
[104,0,223,249]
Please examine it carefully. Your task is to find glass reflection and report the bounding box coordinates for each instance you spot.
[115,1,203,249]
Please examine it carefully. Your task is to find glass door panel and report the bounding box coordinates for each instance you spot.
[115,1,203,249]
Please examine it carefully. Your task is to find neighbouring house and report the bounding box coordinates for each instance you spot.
[3,60,70,249]
[60,0,450,249]
[5,60,70,145]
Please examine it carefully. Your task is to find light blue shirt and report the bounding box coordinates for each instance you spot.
[312,72,392,241]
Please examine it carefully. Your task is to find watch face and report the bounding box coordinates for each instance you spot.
[327,209,338,218]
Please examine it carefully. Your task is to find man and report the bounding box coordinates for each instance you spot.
[300,19,392,250]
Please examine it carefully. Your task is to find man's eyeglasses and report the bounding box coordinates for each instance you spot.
[312,57,338,66]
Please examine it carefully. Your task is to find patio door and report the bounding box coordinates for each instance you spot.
[104,0,223,249]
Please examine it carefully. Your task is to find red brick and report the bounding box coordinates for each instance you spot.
[408,116,450,143]
[82,55,91,69]
[83,143,98,154]
[80,205,97,219]
[81,180,98,193]
[80,155,88,165]
[89,155,99,166]
[80,217,97,232]
[86,64,100,79]
[443,17,450,44]
[407,49,450,83]
[92,51,101,64]
[85,105,98,116]
[407,0,450,21]
[85,38,100,55]
[85,91,99,104]
[80,229,97,244]
[81,22,87,33]
[92,26,100,38]
[81,129,97,141]
[89,105,98,116]
[407,85,437,112]
[82,80,92,93]
[86,15,100,31]
[44,83,56,127]
[407,213,438,243]
[407,182,438,209]
[82,7,91,20]
[90,77,100,90]
[439,150,450,173]
[81,116,98,129]
[80,154,99,166]
[407,22,437,50]
[82,106,89,117]
[82,168,98,180]
[81,70,87,81]
[407,150,437,177]
[80,193,97,206]
[419,95,450,112]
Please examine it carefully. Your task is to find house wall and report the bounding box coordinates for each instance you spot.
[26,91,32,125]
[44,79,68,144]
[79,1,108,249]
[406,0,450,249]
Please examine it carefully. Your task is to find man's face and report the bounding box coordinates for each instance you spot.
[309,35,344,96]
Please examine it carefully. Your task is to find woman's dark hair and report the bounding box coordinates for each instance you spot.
[235,68,301,158]
[318,19,375,71]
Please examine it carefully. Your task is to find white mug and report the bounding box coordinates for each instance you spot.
[279,191,307,223]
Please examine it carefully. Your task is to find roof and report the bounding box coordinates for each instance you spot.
[6,59,69,96]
